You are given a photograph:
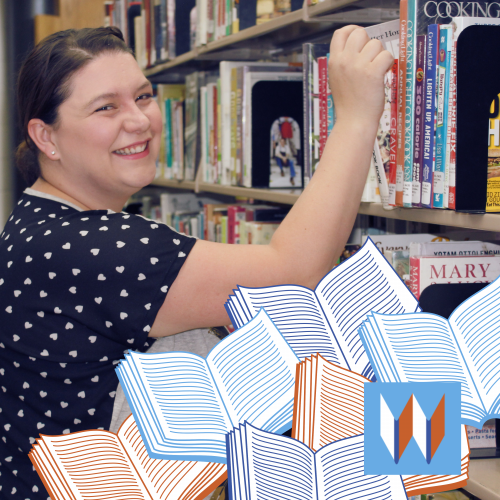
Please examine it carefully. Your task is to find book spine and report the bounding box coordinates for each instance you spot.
[230,68,237,185]
[410,255,421,299]
[217,78,223,184]
[233,0,239,33]
[326,53,335,137]
[395,0,408,207]
[412,35,426,207]
[446,40,457,210]
[421,24,438,208]
[236,67,243,186]
[403,0,415,207]
[318,56,328,159]
[432,26,451,209]
[303,44,312,185]
[213,84,218,183]
[207,0,214,42]
[388,59,398,206]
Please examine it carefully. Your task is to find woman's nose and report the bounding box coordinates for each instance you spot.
[123,104,150,134]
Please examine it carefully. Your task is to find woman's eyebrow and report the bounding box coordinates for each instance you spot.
[84,82,152,110]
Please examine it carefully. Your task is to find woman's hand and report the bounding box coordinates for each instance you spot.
[328,25,394,130]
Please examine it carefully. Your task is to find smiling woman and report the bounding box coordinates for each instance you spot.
[1,25,393,498]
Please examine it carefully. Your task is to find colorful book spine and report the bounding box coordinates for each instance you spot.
[403,0,415,207]
[326,54,335,137]
[388,59,398,206]
[318,56,328,158]
[395,0,408,207]
[432,25,452,209]
[421,24,438,208]
[446,41,457,210]
[412,35,426,207]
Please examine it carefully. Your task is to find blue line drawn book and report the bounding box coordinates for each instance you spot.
[226,422,408,500]
[116,309,299,463]
[358,275,500,428]
[225,238,420,380]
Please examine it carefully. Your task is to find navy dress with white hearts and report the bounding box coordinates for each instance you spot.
[0,188,197,499]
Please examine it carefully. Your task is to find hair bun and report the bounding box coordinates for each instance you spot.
[15,141,40,186]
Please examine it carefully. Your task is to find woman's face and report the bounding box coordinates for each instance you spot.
[50,51,162,200]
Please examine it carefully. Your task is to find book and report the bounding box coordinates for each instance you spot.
[410,253,500,298]
[225,238,420,380]
[292,354,470,496]
[412,34,426,206]
[184,72,201,181]
[361,233,449,256]
[364,19,400,209]
[421,24,439,208]
[226,423,408,500]
[29,413,227,500]
[388,58,398,204]
[303,43,329,184]
[116,309,299,462]
[410,240,500,258]
[395,0,408,206]
[432,25,452,208]
[359,275,500,427]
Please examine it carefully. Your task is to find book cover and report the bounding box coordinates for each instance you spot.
[116,309,299,462]
[318,56,328,158]
[388,59,399,205]
[361,233,448,255]
[409,254,500,299]
[29,414,227,500]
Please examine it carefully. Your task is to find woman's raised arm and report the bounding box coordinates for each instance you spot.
[150,26,394,337]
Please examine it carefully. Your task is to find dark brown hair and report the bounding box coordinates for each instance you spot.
[16,26,134,185]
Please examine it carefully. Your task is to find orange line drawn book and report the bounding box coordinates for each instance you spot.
[291,354,470,496]
[29,413,227,500]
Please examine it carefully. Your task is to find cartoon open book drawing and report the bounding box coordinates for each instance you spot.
[116,309,299,463]
[28,413,227,500]
[226,422,407,500]
[358,275,500,427]
[291,354,470,496]
[225,238,420,380]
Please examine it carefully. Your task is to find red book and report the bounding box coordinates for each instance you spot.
[227,206,246,244]
[318,56,328,158]
[388,59,398,206]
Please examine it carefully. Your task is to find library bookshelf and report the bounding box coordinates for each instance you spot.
[146,0,499,233]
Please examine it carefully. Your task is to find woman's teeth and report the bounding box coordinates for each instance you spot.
[115,143,147,155]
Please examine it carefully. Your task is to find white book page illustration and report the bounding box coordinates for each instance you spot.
[244,424,316,500]
[236,284,340,365]
[448,277,500,412]
[315,435,407,500]
[207,309,299,433]
[364,312,482,421]
[118,351,231,460]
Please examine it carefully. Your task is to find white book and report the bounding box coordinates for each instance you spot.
[359,275,500,426]
[116,309,299,462]
[228,424,407,500]
[225,238,419,379]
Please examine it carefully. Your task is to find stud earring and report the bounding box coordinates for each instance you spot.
[51,151,55,155]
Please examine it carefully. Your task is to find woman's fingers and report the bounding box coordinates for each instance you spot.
[330,25,362,55]
[371,48,396,77]
[343,26,372,55]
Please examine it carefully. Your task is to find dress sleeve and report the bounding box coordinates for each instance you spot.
[33,210,197,351]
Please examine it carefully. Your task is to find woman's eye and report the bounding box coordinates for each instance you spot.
[95,105,114,112]
[137,93,153,102]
